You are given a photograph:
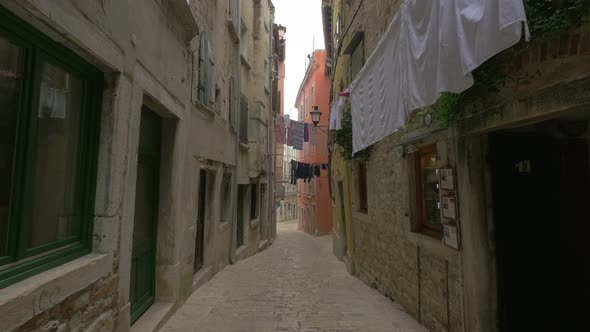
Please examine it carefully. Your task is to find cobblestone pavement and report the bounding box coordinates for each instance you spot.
[161,220,428,332]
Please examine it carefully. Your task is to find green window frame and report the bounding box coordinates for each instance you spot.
[0,6,103,289]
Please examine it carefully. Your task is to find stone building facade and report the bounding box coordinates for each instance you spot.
[277,145,298,222]
[0,0,278,331]
[273,25,289,221]
[323,1,590,331]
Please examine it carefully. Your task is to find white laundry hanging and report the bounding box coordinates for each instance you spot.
[349,0,529,154]
[38,81,67,119]
[329,95,347,130]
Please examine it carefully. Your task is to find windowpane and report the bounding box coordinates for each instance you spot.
[420,152,440,228]
[29,61,83,248]
[0,36,21,257]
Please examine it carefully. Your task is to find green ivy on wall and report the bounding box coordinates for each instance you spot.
[332,103,372,161]
[431,0,590,124]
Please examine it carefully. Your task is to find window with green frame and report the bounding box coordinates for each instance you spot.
[0,6,103,288]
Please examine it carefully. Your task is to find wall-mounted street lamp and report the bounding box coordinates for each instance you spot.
[310,105,322,127]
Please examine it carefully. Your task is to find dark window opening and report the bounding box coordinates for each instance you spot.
[250,184,258,219]
[414,144,441,238]
[358,163,368,213]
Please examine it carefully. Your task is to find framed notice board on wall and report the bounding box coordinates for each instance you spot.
[439,167,460,250]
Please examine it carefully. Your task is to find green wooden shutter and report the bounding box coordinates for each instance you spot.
[198,33,208,104]
[205,37,212,105]
[229,76,235,127]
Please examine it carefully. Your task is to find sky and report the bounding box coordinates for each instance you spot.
[273,0,325,118]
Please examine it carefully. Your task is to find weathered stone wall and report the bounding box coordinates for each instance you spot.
[347,10,590,332]
[330,1,463,331]
[349,131,462,332]
[14,276,117,332]
[0,0,196,331]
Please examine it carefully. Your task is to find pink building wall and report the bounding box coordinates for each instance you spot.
[295,50,332,236]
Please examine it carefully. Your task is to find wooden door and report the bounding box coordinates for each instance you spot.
[130,108,161,323]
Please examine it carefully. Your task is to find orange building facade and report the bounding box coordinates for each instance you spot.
[295,50,332,236]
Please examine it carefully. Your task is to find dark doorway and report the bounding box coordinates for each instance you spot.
[130,108,161,323]
[194,170,207,272]
[338,181,347,252]
[489,121,590,332]
[237,184,245,247]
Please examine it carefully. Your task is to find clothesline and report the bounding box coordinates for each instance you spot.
[289,160,328,184]
[275,115,321,150]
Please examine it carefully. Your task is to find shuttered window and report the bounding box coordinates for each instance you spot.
[197,33,212,106]
[229,76,236,127]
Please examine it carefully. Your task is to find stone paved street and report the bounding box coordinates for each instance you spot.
[161,220,427,332]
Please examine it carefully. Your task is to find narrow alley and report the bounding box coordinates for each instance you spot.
[161,220,427,332]
[2,1,590,331]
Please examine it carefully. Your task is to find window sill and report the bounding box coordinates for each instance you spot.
[352,210,370,222]
[219,221,231,232]
[227,18,239,41]
[0,253,113,332]
[250,218,260,229]
[241,55,251,69]
[193,100,215,118]
[239,142,249,150]
[413,227,443,240]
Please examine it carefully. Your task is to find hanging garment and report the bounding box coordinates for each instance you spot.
[329,95,346,130]
[349,0,529,154]
[287,125,293,146]
[284,114,291,128]
[274,116,282,145]
[291,120,304,150]
[304,123,309,142]
[315,165,321,177]
[38,82,67,119]
[291,160,298,185]
[309,126,319,146]
[278,116,286,145]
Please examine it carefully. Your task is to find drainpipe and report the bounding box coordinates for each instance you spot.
[268,8,276,244]
[230,0,242,264]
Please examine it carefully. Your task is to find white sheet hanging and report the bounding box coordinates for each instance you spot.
[329,95,347,130]
[350,0,529,154]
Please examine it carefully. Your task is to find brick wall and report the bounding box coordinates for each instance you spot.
[15,276,118,332]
